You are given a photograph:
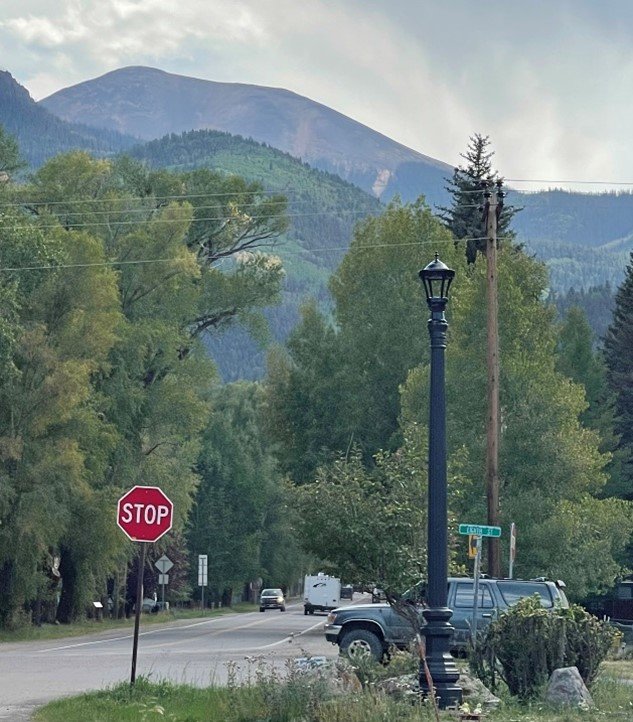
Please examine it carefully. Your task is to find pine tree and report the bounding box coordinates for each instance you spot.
[0,125,24,176]
[603,252,633,500]
[557,306,605,422]
[437,134,518,264]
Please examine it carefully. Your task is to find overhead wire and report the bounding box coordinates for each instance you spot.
[1,172,629,275]
[0,174,630,212]
[6,175,625,215]
[0,189,302,209]
[0,203,485,232]
[0,198,389,218]
[0,236,499,273]
[1,210,373,232]
[506,178,633,187]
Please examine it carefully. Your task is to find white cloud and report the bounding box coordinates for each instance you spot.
[1,0,633,186]
[4,7,88,48]
[2,0,267,92]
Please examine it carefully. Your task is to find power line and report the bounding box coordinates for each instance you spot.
[0,189,299,209]
[4,200,293,218]
[0,236,498,273]
[1,177,632,214]
[0,199,390,219]
[0,258,181,272]
[506,178,633,187]
[0,199,484,231]
[1,209,380,232]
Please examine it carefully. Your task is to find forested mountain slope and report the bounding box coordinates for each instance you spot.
[128,129,382,380]
[0,70,136,168]
[130,129,380,268]
[510,189,633,291]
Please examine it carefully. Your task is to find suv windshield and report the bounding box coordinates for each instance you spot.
[261,589,282,597]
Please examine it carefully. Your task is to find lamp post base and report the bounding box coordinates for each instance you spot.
[420,606,462,709]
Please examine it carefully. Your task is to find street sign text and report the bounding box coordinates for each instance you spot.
[458,523,501,538]
[117,486,174,543]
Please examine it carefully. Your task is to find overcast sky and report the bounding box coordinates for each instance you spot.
[1,0,632,190]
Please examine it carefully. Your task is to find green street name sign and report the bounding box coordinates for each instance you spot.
[458,524,502,538]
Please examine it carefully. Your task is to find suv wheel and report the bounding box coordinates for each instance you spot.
[340,629,383,662]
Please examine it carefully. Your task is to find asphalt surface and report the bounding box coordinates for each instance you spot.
[0,601,339,720]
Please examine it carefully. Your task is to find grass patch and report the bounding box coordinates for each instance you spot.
[33,670,633,722]
[34,679,259,722]
[0,603,256,643]
[600,659,633,680]
[33,678,444,722]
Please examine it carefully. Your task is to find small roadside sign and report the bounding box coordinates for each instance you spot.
[468,534,479,559]
[156,556,173,611]
[198,554,208,611]
[198,554,208,586]
[458,523,501,538]
[155,555,173,574]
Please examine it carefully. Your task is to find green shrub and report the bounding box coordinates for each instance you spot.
[560,603,620,683]
[470,595,619,699]
[345,646,418,689]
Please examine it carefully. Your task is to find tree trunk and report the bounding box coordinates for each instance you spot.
[0,560,17,628]
[56,545,79,624]
[221,587,232,607]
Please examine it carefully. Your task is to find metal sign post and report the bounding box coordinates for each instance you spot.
[458,523,501,650]
[130,543,146,685]
[509,522,516,579]
[158,574,169,607]
[155,555,173,610]
[198,554,208,610]
[470,536,481,647]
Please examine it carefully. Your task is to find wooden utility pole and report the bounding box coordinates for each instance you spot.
[484,182,502,578]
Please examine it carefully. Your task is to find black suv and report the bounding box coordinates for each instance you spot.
[324,577,568,661]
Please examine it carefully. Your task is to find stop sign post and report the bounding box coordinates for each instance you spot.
[116,486,173,685]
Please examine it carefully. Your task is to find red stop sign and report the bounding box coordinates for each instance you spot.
[117,486,173,542]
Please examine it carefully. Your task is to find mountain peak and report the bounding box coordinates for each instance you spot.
[40,66,451,202]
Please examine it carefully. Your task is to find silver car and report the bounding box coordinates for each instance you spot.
[259,588,286,612]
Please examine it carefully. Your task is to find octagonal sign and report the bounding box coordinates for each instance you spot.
[117,486,173,543]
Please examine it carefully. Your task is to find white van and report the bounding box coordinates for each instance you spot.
[303,573,341,615]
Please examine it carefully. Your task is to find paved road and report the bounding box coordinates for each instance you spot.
[0,601,339,720]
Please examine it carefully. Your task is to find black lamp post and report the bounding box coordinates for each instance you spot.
[418,254,462,708]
